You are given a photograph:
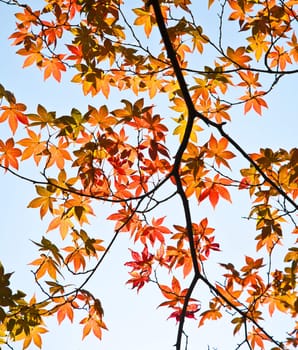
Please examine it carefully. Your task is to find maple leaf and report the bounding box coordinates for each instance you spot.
[125,245,154,274]
[227,0,253,25]
[135,216,171,245]
[190,25,208,53]
[256,228,282,251]
[226,46,252,67]
[55,297,78,324]
[65,233,104,266]
[240,91,268,116]
[63,194,95,225]
[211,99,231,123]
[94,72,111,99]
[166,245,193,277]
[199,307,222,327]
[80,235,105,257]
[15,35,43,64]
[63,246,87,272]
[201,236,221,258]
[46,208,73,239]
[262,294,278,317]
[46,138,72,169]
[133,8,156,38]
[170,97,188,115]
[191,77,210,101]
[22,326,48,350]
[206,134,235,169]
[176,42,192,61]
[241,256,265,276]
[18,129,46,165]
[108,207,141,235]
[231,316,245,335]
[42,20,63,46]
[0,102,28,134]
[182,142,206,178]
[145,139,170,161]
[0,138,22,170]
[80,315,107,340]
[268,46,292,71]
[15,6,40,27]
[32,236,62,265]
[132,108,168,142]
[199,174,233,208]
[66,44,84,63]
[168,303,200,323]
[216,283,243,308]
[159,276,197,308]
[48,168,78,194]
[197,96,212,116]
[247,327,270,350]
[247,34,269,61]
[42,55,66,82]
[126,270,151,292]
[141,74,165,99]
[27,104,56,128]
[126,174,150,197]
[173,114,203,143]
[238,71,261,89]
[27,185,56,219]
[29,254,61,280]
[88,105,117,129]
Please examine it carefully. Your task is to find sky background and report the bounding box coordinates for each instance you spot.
[0,2,297,350]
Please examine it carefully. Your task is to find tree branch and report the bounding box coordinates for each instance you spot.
[150,2,290,349]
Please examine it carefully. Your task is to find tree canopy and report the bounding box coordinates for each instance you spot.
[0,0,297,349]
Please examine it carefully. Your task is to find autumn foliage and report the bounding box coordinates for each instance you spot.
[0,0,297,349]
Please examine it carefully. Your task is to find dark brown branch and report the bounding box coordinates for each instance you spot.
[150,3,201,349]
[151,1,288,349]
[150,0,196,171]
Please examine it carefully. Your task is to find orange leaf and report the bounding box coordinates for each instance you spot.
[199,174,232,208]
[18,129,46,165]
[22,326,48,350]
[248,327,270,350]
[0,138,22,169]
[226,46,251,67]
[268,46,292,71]
[240,91,268,116]
[46,138,72,169]
[63,246,87,272]
[158,276,197,308]
[133,8,156,38]
[0,102,27,134]
[43,55,66,82]
[56,299,76,324]
[29,254,60,280]
[16,38,43,68]
[199,308,222,327]
[80,315,107,340]
[206,134,235,169]
[27,185,56,219]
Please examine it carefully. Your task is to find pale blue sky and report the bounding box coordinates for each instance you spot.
[0,2,297,350]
